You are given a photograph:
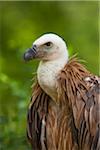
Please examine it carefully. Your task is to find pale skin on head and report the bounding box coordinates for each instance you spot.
[32,33,69,101]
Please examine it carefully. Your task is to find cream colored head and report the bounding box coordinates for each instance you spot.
[24,33,69,62]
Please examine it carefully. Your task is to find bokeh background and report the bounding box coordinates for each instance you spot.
[0,1,99,150]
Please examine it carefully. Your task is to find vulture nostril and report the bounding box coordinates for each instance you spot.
[32,45,37,53]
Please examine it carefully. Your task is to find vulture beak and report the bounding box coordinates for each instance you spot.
[24,45,37,61]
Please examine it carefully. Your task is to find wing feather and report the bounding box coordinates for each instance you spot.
[58,57,100,149]
[27,82,50,149]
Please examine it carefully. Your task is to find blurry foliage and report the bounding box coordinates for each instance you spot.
[0,1,99,150]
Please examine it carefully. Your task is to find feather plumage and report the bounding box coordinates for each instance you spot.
[27,57,100,150]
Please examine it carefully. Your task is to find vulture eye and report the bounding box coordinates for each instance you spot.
[44,42,53,49]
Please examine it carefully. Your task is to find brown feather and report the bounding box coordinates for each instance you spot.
[27,57,100,150]
[57,57,100,149]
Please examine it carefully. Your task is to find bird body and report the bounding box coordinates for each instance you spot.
[24,33,100,150]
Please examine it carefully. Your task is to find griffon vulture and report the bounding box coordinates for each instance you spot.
[24,33,100,150]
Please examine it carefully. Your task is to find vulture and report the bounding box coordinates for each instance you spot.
[24,33,100,150]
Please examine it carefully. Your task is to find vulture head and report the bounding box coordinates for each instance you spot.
[24,33,69,62]
[24,33,69,101]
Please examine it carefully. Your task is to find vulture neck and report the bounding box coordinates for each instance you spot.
[37,53,68,102]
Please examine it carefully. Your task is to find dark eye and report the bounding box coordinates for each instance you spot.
[44,42,53,49]
[45,42,51,46]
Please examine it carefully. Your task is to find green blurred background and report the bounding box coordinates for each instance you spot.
[0,1,99,150]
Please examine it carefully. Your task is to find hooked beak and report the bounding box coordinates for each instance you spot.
[23,45,37,61]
